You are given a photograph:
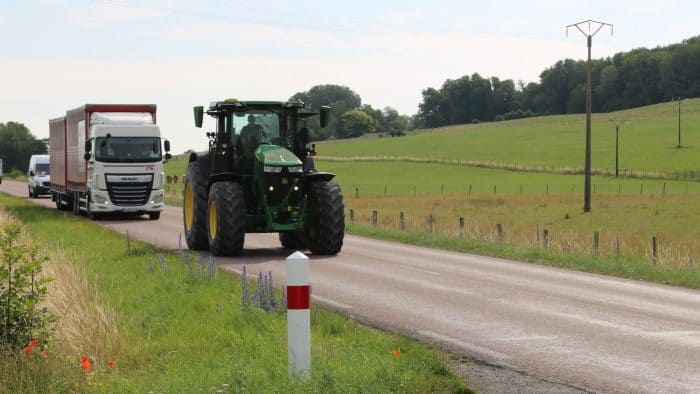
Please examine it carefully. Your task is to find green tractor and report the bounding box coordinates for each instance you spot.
[183,99,344,256]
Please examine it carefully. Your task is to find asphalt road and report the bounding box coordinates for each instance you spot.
[3,179,700,393]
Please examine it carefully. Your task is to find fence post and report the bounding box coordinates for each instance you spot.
[493,185,497,195]
[663,182,666,195]
[349,209,354,222]
[384,185,387,197]
[536,224,540,245]
[468,185,472,196]
[543,229,549,249]
[652,236,658,264]
[287,251,311,380]
[616,233,621,258]
[618,184,621,197]
[496,224,503,243]
[459,217,465,238]
[641,184,644,196]
[371,210,378,226]
[428,214,433,233]
[355,187,359,198]
[546,184,549,195]
[593,184,596,195]
[399,212,405,230]
[593,231,599,256]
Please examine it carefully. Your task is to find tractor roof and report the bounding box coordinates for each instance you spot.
[208,99,306,111]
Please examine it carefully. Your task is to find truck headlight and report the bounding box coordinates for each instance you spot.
[151,194,163,203]
[94,194,108,204]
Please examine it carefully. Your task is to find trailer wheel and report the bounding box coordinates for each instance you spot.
[306,181,344,255]
[207,181,245,256]
[183,161,209,250]
[279,231,307,250]
[149,212,160,220]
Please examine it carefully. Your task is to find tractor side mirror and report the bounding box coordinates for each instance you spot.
[194,106,204,128]
[300,127,309,145]
[164,139,171,152]
[319,106,330,128]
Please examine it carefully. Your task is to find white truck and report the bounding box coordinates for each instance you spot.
[0,158,3,184]
[49,104,171,220]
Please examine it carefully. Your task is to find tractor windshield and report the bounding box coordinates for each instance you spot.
[234,111,287,151]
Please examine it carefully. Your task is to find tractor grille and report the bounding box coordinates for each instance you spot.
[42,181,51,187]
[106,174,153,206]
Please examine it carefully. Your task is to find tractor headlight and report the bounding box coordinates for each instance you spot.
[264,166,283,173]
[287,166,302,173]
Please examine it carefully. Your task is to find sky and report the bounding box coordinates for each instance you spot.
[1,0,698,153]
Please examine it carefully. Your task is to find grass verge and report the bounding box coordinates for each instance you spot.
[0,193,472,393]
[346,221,700,289]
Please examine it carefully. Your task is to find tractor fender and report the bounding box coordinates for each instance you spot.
[189,151,210,180]
[209,172,243,188]
[303,172,336,185]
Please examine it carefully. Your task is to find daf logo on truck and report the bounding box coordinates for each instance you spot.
[49,104,172,220]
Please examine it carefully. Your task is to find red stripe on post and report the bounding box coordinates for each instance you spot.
[287,285,310,310]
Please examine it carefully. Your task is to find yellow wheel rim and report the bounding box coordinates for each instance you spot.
[184,183,194,231]
[209,199,217,239]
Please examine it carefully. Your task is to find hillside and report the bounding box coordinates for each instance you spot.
[317,99,700,176]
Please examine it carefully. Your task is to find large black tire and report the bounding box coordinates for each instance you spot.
[207,181,245,256]
[183,161,209,250]
[279,231,307,250]
[148,212,161,220]
[306,181,344,255]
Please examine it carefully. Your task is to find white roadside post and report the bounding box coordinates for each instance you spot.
[287,251,310,379]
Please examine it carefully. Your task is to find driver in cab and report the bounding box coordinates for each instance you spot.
[240,114,266,151]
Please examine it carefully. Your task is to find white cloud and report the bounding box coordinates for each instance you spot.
[65,1,166,28]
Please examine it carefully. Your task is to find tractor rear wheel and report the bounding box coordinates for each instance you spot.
[306,181,344,255]
[183,161,208,250]
[207,181,245,256]
[279,231,307,250]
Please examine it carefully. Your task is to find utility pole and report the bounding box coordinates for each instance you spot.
[609,118,627,177]
[567,20,613,213]
[673,96,682,148]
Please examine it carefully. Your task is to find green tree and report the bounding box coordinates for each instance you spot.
[0,122,48,172]
[290,84,362,140]
[338,110,375,138]
[380,107,408,136]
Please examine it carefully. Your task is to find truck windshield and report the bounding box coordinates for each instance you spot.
[95,137,162,163]
[36,163,50,175]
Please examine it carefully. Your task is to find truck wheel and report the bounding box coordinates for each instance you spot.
[207,181,245,256]
[306,181,344,255]
[183,161,208,250]
[279,231,307,250]
[28,187,32,198]
[149,212,161,220]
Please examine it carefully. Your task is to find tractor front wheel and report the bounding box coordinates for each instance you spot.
[306,181,344,255]
[207,181,245,256]
[183,161,208,250]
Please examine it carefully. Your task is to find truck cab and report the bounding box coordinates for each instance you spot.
[28,154,51,198]
[83,112,169,219]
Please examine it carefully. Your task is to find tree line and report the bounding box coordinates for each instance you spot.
[415,35,700,128]
[0,122,48,173]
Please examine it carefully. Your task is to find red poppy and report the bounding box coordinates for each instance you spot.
[392,348,401,357]
[106,359,117,367]
[81,356,91,370]
[29,339,38,347]
[23,346,31,354]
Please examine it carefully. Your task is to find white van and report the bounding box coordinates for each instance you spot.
[28,154,51,198]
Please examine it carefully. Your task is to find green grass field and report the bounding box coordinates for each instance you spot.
[316,99,700,176]
[0,194,472,393]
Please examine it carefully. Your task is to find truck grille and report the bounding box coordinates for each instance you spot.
[106,174,153,206]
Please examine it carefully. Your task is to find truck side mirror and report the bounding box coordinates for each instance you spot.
[165,153,172,161]
[164,139,171,152]
[84,140,92,153]
[29,170,35,177]
[319,106,330,128]
[194,106,204,128]
[83,153,91,161]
